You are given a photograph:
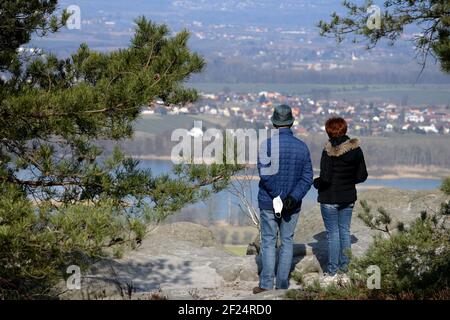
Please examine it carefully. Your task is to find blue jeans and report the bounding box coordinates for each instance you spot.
[320,203,354,276]
[259,209,300,290]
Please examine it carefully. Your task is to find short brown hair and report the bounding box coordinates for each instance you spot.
[325,117,347,138]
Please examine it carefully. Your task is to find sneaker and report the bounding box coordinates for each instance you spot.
[321,273,338,287]
[253,287,268,294]
[337,273,351,286]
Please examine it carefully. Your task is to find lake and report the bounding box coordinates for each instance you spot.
[139,160,443,224]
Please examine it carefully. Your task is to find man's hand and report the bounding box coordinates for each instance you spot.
[283,195,297,212]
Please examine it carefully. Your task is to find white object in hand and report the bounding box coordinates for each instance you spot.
[273,195,283,217]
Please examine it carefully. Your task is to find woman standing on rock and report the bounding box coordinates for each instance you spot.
[313,117,368,285]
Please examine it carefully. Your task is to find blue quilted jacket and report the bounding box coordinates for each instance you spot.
[257,128,313,211]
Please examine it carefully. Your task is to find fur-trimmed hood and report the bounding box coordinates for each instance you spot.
[324,138,360,157]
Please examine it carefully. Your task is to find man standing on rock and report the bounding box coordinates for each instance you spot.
[254,104,313,294]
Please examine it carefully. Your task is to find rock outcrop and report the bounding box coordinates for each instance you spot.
[58,222,262,300]
[56,189,447,300]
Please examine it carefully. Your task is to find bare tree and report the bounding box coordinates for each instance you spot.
[227,166,261,254]
[228,167,260,228]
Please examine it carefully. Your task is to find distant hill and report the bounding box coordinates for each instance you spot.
[35,1,448,84]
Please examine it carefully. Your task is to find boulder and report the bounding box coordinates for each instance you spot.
[246,242,259,255]
[56,274,133,300]
[210,256,259,282]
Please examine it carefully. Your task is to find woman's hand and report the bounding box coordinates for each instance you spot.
[314,177,331,191]
[313,177,321,190]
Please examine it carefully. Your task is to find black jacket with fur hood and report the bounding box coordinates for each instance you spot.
[313,135,368,204]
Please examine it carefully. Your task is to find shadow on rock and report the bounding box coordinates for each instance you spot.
[307,231,359,270]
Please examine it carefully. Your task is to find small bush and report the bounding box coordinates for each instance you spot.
[441,177,450,195]
[286,282,383,300]
[349,210,449,299]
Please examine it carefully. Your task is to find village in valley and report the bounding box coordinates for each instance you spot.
[143,91,450,137]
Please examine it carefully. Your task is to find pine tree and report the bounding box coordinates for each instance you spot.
[0,1,240,298]
[318,0,450,73]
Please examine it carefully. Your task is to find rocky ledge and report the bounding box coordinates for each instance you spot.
[56,188,447,300]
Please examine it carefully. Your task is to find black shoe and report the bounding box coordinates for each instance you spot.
[253,287,268,294]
